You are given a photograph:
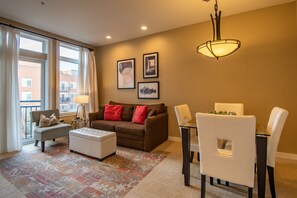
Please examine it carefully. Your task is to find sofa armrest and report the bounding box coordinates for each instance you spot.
[144,112,168,151]
[88,112,100,127]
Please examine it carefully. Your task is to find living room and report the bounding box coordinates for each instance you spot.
[1,0,297,197]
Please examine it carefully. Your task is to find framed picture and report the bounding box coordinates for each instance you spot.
[138,81,159,99]
[143,52,158,78]
[117,58,135,89]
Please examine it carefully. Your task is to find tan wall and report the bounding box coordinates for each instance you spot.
[96,3,297,154]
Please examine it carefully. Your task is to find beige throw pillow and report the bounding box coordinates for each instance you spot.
[49,113,59,126]
[39,113,60,127]
[39,114,50,127]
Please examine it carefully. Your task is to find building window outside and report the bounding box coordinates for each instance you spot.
[58,43,80,114]
[70,82,76,90]
[21,92,32,101]
[21,78,32,87]
[60,82,68,91]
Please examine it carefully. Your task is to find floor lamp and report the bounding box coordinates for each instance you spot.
[75,95,89,120]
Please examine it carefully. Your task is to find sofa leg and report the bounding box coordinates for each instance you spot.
[34,140,39,146]
[190,151,194,163]
[41,141,45,152]
[53,138,55,142]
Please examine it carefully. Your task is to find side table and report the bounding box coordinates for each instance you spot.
[71,118,89,129]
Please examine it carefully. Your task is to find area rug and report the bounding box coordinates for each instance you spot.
[0,143,166,198]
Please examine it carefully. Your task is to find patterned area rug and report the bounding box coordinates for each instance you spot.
[0,143,166,197]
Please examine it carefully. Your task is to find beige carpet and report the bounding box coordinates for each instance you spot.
[1,139,297,197]
[125,140,297,198]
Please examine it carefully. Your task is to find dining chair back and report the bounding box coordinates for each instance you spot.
[266,107,288,198]
[196,113,256,198]
[215,103,244,115]
[174,104,199,162]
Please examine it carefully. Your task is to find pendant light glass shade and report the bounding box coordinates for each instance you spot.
[197,0,241,59]
[197,39,241,58]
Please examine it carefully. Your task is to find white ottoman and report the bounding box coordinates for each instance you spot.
[69,127,117,160]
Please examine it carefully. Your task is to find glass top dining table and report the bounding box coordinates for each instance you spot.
[179,120,269,198]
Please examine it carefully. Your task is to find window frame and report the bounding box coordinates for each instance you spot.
[57,42,81,116]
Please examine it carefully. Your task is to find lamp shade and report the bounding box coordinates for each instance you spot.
[75,95,89,104]
[197,39,241,59]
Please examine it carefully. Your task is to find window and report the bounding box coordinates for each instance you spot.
[70,82,76,90]
[18,32,48,143]
[60,82,68,91]
[20,32,48,53]
[60,104,68,112]
[21,78,32,87]
[58,43,80,114]
[21,92,32,101]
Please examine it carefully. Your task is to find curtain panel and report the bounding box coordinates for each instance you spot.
[0,25,22,153]
[79,48,99,117]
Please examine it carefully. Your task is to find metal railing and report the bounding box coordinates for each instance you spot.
[20,100,41,141]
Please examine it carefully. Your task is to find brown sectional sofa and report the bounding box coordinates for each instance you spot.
[89,101,168,151]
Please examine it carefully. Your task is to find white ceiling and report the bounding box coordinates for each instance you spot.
[0,0,294,47]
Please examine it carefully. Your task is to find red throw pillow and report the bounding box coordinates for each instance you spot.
[132,106,147,124]
[104,105,123,121]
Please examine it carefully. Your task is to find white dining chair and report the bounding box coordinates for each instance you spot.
[174,104,199,162]
[214,103,244,115]
[214,103,244,151]
[196,113,256,198]
[266,107,288,198]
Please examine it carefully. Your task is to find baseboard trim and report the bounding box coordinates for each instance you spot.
[169,136,297,161]
[277,152,297,160]
[168,136,181,142]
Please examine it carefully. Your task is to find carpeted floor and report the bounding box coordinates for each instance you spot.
[0,141,166,197]
[1,139,297,198]
[125,140,297,198]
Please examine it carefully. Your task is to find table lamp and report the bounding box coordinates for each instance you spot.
[75,95,89,120]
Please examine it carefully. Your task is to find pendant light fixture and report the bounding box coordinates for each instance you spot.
[197,0,241,59]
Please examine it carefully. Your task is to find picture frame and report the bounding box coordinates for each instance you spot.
[137,81,159,99]
[117,58,135,89]
[143,52,158,78]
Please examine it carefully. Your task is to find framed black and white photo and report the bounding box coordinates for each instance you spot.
[138,81,159,99]
[117,58,135,89]
[143,52,158,78]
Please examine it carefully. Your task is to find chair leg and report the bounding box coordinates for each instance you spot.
[201,174,206,198]
[53,138,55,142]
[190,151,194,163]
[34,140,39,146]
[217,179,221,184]
[210,177,213,185]
[267,166,276,198]
[197,152,200,161]
[248,187,253,198]
[41,141,45,152]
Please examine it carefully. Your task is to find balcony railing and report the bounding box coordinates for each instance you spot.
[20,100,41,142]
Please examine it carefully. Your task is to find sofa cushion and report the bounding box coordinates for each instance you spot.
[109,101,134,121]
[104,105,123,121]
[91,120,124,131]
[115,122,145,137]
[34,123,71,141]
[146,103,166,115]
[97,105,105,120]
[132,106,147,124]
